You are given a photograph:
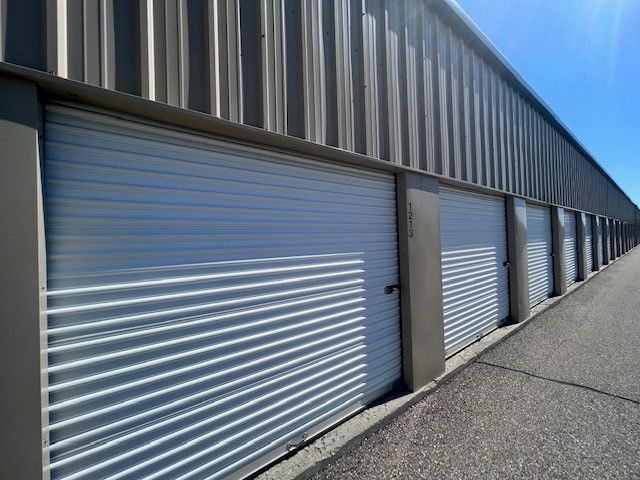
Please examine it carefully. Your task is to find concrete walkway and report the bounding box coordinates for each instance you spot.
[312,248,640,480]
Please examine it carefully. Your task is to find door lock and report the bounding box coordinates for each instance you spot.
[384,284,400,295]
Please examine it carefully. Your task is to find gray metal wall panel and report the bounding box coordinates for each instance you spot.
[361,0,384,158]
[1,0,637,222]
[334,0,355,150]
[260,0,287,133]
[421,5,437,172]
[384,0,405,165]
[0,0,43,68]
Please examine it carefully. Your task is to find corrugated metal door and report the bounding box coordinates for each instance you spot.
[602,220,609,261]
[585,215,593,273]
[43,105,401,479]
[527,204,554,307]
[440,187,509,357]
[596,219,604,267]
[564,210,578,286]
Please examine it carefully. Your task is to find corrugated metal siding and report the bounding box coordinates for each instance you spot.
[585,215,593,273]
[439,187,509,357]
[527,204,553,306]
[0,0,636,222]
[564,210,577,286]
[43,104,401,479]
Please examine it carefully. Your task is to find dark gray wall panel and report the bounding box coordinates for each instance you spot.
[0,0,43,69]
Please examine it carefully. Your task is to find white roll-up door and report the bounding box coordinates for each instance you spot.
[440,187,509,357]
[43,105,401,480]
[585,215,593,273]
[596,219,603,267]
[527,204,554,307]
[602,220,609,261]
[564,210,578,286]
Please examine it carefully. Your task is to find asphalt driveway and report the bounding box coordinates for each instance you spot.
[312,248,640,479]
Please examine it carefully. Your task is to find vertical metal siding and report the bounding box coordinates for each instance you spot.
[43,104,401,480]
[422,5,437,172]
[404,0,425,169]
[1,0,637,220]
[436,16,451,176]
[439,187,509,357]
[384,0,408,166]
[260,0,287,133]
[564,210,577,286]
[527,204,554,306]
[334,0,355,150]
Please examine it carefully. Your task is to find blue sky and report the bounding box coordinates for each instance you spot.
[455,0,640,205]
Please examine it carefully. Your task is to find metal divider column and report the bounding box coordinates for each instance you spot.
[506,196,529,322]
[396,173,445,391]
[0,75,48,480]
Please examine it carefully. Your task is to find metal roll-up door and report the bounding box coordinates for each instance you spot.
[527,204,554,307]
[564,210,578,286]
[596,219,604,267]
[602,220,609,261]
[585,215,593,273]
[43,105,401,480]
[440,187,509,357]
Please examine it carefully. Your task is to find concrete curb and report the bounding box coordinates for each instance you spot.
[256,249,635,480]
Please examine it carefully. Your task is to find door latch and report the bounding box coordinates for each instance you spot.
[384,284,400,295]
[503,261,510,267]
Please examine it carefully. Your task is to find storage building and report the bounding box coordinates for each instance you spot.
[0,1,638,479]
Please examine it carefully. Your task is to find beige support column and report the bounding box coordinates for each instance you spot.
[396,173,445,392]
[0,74,49,480]
[506,196,529,322]
[551,206,566,295]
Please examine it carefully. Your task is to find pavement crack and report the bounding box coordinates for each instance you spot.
[476,361,640,406]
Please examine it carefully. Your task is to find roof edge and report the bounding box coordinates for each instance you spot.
[430,0,637,208]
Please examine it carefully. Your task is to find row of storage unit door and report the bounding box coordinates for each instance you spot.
[42,105,628,479]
